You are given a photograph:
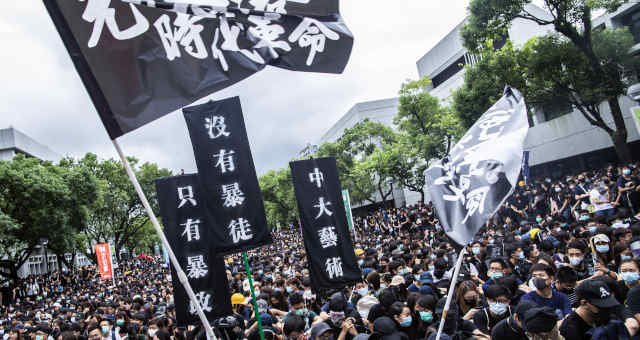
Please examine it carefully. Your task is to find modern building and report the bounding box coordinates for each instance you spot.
[315,3,640,207]
[0,127,62,163]
[0,127,91,276]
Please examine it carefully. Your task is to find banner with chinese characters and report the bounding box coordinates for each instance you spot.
[43,0,354,139]
[183,97,272,255]
[95,243,114,280]
[425,87,529,246]
[290,157,361,290]
[125,0,341,18]
[155,174,233,326]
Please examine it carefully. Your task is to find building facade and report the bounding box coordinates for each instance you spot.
[314,3,640,206]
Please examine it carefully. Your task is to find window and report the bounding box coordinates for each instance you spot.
[432,56,466,88]
[622,9,640,44]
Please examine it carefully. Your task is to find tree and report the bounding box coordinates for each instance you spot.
[452,40,531,129]
[62,153,171,262]
[259,168,298,227]
[316,119,398,206]
[462,0,637,162]
[395,77,464,162]
[0,155,98,279]
[384,135,429,203]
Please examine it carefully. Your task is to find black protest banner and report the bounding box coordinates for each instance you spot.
[183,97,272,255]
[43,0,354,139]
[290,157,361,290]
[425,87,529,246]
[126,0,341,18]
[155,174,233,326]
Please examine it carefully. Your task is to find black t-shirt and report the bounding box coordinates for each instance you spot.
[559,311,593,340]
[491,317,527,340]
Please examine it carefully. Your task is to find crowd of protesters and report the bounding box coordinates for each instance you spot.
[2,162,640,340]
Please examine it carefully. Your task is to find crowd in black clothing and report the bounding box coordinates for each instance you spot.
[3,162,640,340]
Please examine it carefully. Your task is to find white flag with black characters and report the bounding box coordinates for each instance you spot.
[425,86,529,246]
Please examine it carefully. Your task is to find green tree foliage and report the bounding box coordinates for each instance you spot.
[61,153,170,262]
[452,41,531,129]
[259,168,297,228]
[383,135,429,203]
[462,0,636,162]
[316,119,398,205]
[0,155,98,278]
[395,78,464,160]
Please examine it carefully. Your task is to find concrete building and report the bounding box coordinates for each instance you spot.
[0,127,62,163]
[314,3,640,207]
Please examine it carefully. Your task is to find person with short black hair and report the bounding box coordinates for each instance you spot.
[521,264,571,318]
[472,284,512,334]
[554,267,578,307]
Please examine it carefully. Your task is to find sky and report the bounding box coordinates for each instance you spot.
[0,1,469,176]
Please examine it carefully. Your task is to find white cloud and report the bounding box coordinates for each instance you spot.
[0,0,469,175]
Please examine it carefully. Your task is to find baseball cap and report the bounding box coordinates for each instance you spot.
[575,279,620,308]
[309,322,332,340]
[522,307,557,333]
[419,272,432,285]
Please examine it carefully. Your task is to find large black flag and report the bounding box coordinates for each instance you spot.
[290,157,361,290]
[425,87,529,246]
[183,97,272,255]
[155,174,233,326]
[43,0,353,139]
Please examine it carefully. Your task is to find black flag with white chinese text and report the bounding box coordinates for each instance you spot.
[425,87,529,246]
[155,174,233,326]
[290,157,361,290]
[43,0,353,139]
[183,97,272,255]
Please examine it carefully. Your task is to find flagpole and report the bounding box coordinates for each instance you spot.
[434,247,466,340]
[112,139,216,340]
[242,252,265,340]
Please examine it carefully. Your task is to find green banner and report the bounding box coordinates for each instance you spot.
[342,189,354,231]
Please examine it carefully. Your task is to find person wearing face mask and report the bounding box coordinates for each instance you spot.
[560,279,622,339]
[566,239,595,281]
[591,180,616,217]
[283,293,318,330]
[482,259,508,292]
[472,285,512,334]
[426,297,485,340]
[412,295,436,340]
[613,259,640,303]
[617,167,637,210]
[350,282,370,306]
[491,300,538,340]
[389,302,412,335]
[98,319,116,340]
[505,244,531,283]
[553,267,578,307]
[521,264,571,318]
[574,174,592,210]
[467,242,489,282]
[591,234,619,278]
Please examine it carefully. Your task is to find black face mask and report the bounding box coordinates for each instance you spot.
[434,270,445,278]
[593,307,614,326]
[533,278,548,290]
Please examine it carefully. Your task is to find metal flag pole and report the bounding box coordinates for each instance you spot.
[112,139,217,340]
[434,247,466,340]
[242,252,265,340]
